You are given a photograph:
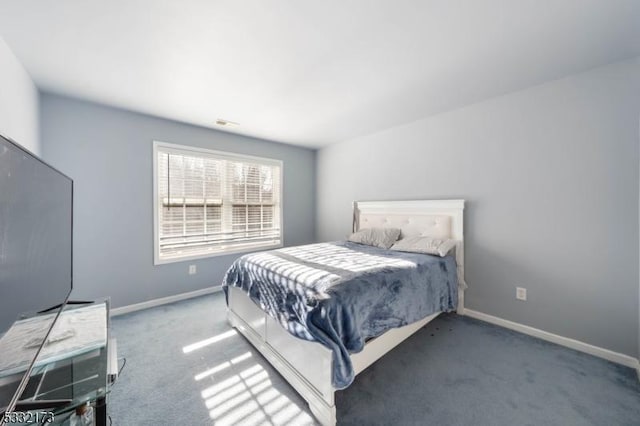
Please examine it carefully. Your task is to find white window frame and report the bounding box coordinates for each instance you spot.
[153,140,284,265]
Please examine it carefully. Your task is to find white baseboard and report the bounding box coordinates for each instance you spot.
[463,309,640,371]
[111,286,222,317]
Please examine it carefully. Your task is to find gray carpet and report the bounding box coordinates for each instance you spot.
[108,292,640,425]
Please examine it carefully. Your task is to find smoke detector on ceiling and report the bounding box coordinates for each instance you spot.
[215,118,239,128]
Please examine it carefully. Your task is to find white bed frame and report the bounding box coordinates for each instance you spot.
[227,199,465,425]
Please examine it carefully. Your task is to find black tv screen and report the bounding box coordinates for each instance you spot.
[0,135,72,334]
[0,135,73,415]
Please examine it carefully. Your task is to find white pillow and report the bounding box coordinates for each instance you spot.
[390,236,457,257]
[348,227,401,249]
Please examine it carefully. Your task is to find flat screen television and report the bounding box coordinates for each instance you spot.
[0,134,73,415]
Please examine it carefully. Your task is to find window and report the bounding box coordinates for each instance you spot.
[153,141,282,264]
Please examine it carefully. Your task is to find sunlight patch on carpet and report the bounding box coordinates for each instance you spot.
[182,329,237,353]
[201,361,313,425]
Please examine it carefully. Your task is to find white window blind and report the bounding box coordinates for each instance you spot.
[154,142,282,263]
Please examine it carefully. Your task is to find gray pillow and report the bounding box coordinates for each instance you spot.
[390,236,457,257]
[348,227,401,249]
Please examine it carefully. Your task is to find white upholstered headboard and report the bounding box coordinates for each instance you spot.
[352,199,466,313]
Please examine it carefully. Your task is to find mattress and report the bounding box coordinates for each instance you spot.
[222,241,458,389]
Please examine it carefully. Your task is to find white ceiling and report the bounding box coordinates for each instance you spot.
[1,1,639,148]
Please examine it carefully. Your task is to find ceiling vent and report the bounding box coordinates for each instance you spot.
[215,119,239,127]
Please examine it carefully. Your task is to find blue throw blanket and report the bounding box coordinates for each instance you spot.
[222,241,458,389]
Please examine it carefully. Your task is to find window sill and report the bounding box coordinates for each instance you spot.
[153,242,283,265]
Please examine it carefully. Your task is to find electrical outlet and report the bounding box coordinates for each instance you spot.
[188,264,197,275]
[516,287,527,301]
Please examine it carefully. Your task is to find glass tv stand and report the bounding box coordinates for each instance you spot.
[0,300,116,425]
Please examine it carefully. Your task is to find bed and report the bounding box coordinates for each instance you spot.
[223,199,466,425]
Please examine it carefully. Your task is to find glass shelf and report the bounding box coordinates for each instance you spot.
[0,300,111,425]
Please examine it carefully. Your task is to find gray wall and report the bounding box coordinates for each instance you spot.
[0,36,39,154]
[41,94,316,308]
[317,58,640,358]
